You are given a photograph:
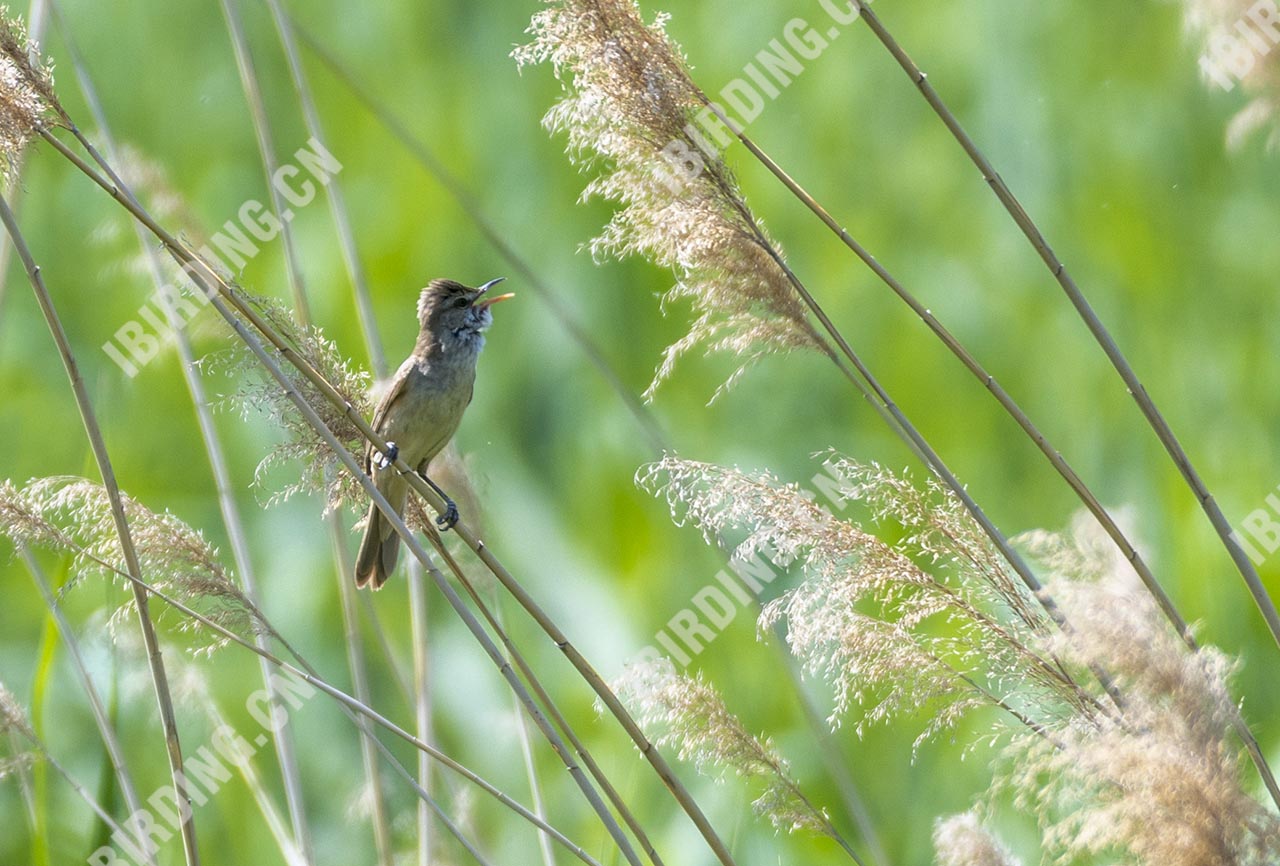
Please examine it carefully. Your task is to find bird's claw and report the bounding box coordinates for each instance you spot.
[417,470,459,531]
[375,441,399,470]
[436,500,460,532]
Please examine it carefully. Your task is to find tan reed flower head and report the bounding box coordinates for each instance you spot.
[613,657,828,835]
[0,8,63,178]
[1003,510,1280,866]
[820,453,1049,633]
[0,478,75,549]
[933,812,1023,866]
[515,0,823,399]
[0,751,37,781]
[84,149,373,514]
[0,682,38,781]
[205,297,373,515]
[0,681,33,740]
[640,456,1080,747]
[1184,0,1280,148]
[0,476,265,653]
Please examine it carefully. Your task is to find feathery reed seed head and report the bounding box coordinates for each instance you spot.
[933,813,1023,866]
[1185,0,1280,148]
[614,657,828,835]
[641,456,1078,746]
[0,476,265,652]
[516,0,822,399]
[0,9,62,177]
[0,682,38,781]
[0,682,33,740]
[1004,511,1280,866]
[205,298,372,514]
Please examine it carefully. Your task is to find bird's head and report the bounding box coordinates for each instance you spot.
[417,277,514,350]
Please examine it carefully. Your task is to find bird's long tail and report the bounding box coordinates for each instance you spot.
[355,499,402,589]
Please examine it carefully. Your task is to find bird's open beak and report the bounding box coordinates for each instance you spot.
[474,277,515,309]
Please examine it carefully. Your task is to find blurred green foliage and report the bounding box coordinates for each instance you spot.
[1,0,1278,863]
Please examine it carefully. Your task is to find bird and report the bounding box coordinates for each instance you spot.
[354,277,514,589]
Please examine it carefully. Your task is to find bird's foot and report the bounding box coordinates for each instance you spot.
[436,499,460,532]
[375,441,399,470]
[419,471,460,531]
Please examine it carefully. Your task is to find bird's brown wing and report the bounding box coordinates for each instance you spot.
[364,357,416,473]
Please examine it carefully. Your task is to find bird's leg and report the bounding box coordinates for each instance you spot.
[374,441,399,470]
[420,472,459,530]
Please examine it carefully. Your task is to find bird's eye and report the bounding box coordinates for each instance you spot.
[454,297,469,309]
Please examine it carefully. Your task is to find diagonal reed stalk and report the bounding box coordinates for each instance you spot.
[270,25,891,853]
[847,0,1280,649]
[427,530,667,866]
[35,121,737,866]
[214,0,397,855]
[32,527,595,866]
[3,713,134,843]
[262,0,385,378]
[285,15,669,453]
[0,0,46,321]
[216,0,311,322]
[47,2,318,854]
[21,549,158,866]
[55,529,599,864]
[405,556,436,866]
[676,2,1280,807]
[0,192,200,865]
[223,4,658,858]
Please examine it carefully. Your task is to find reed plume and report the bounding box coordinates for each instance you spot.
[0,681,33,739]
[0,681,37,780]
[647,454,1280,862]
[0,7,63,177]
[1002,514,1280,866]
[87,145,375,516]
[614,657,830,837]
[0,477,263,652]
[205,298,373,513]
[641,455,1091,746]
[515,0,824,399]
[932,812,1022,866]
[1185,0,1280,148]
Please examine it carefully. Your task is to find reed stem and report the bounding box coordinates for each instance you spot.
[0,190,200,865]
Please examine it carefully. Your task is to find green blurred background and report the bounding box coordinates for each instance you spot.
[1,0,1278,863]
